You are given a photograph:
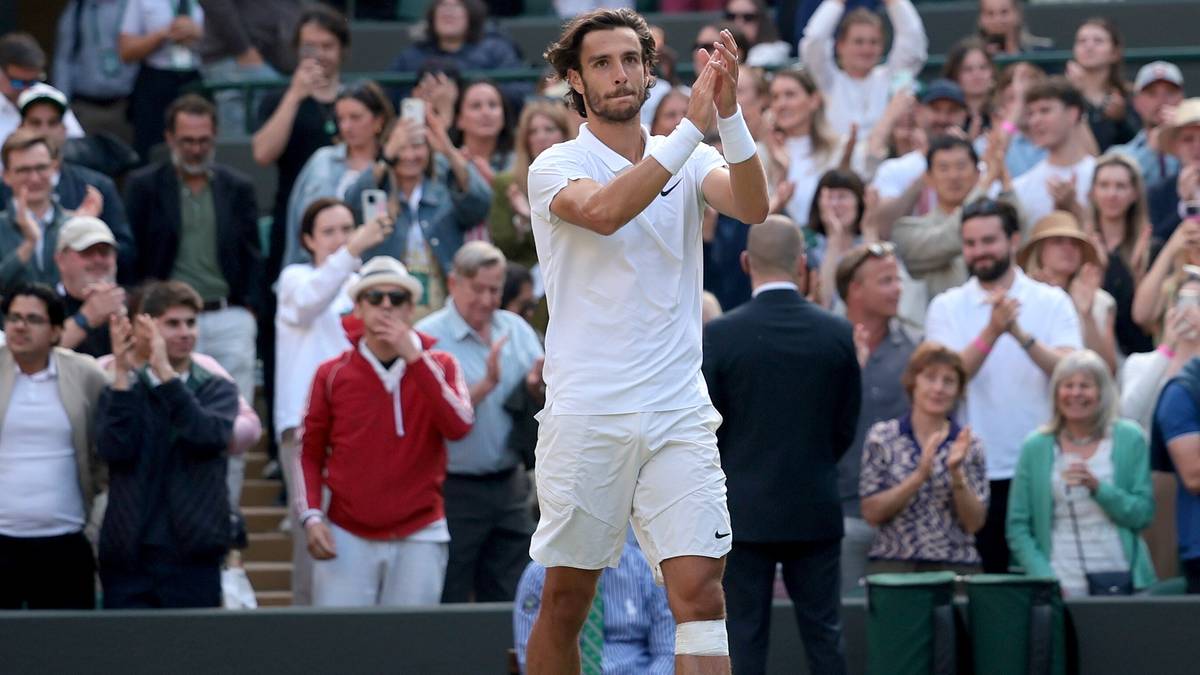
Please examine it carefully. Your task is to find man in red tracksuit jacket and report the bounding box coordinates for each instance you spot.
[297,256,474,607]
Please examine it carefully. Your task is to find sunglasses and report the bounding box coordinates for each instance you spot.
[361,289,411,306]
[843,242,896,279]
[724,11,757,21]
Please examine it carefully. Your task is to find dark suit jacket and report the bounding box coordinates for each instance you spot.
[123,161,262,312]
[0,161,136,278]
[702,287,862,543]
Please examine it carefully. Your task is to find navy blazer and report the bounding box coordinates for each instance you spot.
[122,161,262,312]
[702,287,862,543]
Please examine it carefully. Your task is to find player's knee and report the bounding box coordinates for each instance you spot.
[667,575,726,623]
[539,583,596,628]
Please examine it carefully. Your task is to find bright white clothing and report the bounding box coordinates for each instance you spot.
[799,0,928,136]
[1050,440,1128,597]
[782,136,840,226]
[1118,350,1171,434]
[311,520,449,607]
[925,268,1083,479]
[0,357,84,537]
[527,122,726,415]
[274,247,360,440]
[120,0,204,71]
[871,150,926,200]
[1011,156,1096,234]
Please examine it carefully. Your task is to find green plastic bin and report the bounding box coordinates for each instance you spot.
[966,574,1066,675]
[865,571,959,675]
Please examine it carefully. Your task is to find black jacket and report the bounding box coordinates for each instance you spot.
[123,161,262,312]
[1148,168,1183,242]
[702,288,862,543]
[97,363,237,567]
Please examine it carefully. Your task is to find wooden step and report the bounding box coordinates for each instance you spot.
[242,506,288,533]
[255,590,293,607]
[245,561,292,592]
[240,478,283,508]
[244,451,271,478]
[245,532,294,563]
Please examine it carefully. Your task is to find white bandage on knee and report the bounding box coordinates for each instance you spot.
[717,105,756,164]
[675,619,729,656]
[649,117,704,175]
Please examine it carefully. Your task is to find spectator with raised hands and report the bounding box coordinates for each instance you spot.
[766,68,847,227]
[987,61,1048,180]
[869,79,968,203]
[1132,217,1200,339]
[53,216,124,358]
[451,80,515,189]
[799,0,928,136]
[807,168,873,308]
[1066,18,1139,153]
[1111,62,1185,188]
[943,37,996,141]
[975,0,1052,56]
[1012,77,1097,231]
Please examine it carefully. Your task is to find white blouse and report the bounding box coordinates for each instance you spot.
[1050,440,1128,597]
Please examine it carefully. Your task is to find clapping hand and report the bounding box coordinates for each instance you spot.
[947,425,972,477]
[75,185,104,219]
[986,289,1021,337]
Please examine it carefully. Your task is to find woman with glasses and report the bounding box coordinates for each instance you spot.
[720,0,790,67]
[859,343,989,576]
[282,81,394,267]
[1007,349,1155,596]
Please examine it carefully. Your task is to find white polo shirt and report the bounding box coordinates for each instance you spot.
[925,268,1083,480]
[528,122,726,415]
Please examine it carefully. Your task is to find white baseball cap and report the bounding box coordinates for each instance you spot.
[17,83,69,115]
[1133,61,1184,94]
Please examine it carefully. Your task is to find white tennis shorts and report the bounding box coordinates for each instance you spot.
[530,404,732,583]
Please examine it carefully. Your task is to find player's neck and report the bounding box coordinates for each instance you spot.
[585,114,646,165]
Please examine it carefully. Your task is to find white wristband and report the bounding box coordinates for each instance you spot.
[717,105,756,164]
[649,117,703,175]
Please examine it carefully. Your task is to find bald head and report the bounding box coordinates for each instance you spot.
[746,216,803,276]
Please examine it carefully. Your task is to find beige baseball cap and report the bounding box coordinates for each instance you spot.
[56,216,117,253]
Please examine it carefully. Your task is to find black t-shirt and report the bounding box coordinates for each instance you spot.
[1104,249,1154,356]
[60,292,113,359]
[256,91,337,224]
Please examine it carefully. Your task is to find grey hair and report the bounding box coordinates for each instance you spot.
[1042,349,1117,438]
[451,241,507,278]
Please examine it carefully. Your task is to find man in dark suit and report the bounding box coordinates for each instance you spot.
[703,216,861,675]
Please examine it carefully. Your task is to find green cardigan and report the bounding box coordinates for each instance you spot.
[1006,419,1157,589]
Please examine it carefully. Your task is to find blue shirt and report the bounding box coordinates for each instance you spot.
[1154,382,1200,561]
[416,301,543,474]
[513,532,674,675]
[1110,130,1181,188]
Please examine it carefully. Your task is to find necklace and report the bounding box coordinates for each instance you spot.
[1063,431,1098,446]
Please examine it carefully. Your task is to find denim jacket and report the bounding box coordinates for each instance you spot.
[283,143,352,267]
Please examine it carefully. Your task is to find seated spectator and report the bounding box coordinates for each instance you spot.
[766,68,846,227]
[836,242,919,590]
[51,1,139,145]
[283,80,394,266]
[555,0,636,20]
[1012,77,1096,231]
[1147,98,1200,240]
[298,256,473,607]
[54,217,124,358]
[501,263,537,327]
[976,0,1051,56]
[451,79,515,189]
[124,94,260,407]
[344,112,492,321]
[276,198,390,605]
[513,529,673,674]
[391,0,530,107]
[799,0,927,136]
[987,62,1048,180]
[1110,62,1185,189]
[98,280,239,608]
[807,168,874,308]
[869,79,968,202]
[118,0,205,161]
[1018,211,1119,372]
[1088,153,1155,356]
[1066,18,1139,153]
[489,100,572,272]
[1007,350,1156,595]
[722,0,790,67]
[942,37,995,140]
[860,343,988,575]
[0,32,86,151]
[0,283,108,610]
[1133,217,1200,339]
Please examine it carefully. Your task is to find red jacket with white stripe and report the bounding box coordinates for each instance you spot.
[297,333,474,540]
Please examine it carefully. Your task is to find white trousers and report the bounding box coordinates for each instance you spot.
[311,522,448,607]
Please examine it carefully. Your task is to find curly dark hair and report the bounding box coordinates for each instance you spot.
[543,8,658,118]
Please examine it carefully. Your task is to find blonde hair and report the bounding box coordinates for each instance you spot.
[1088,152,1151,274]
[1042,349,1117,439]
[771,68,838,163]
[512,100,573,196]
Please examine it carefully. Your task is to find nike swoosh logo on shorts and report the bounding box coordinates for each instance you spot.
[661,180,682,197]
[715,531,731,539]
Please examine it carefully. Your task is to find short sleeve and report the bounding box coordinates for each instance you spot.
[120,0,142,35]
[689,142,728,196]
[924,295,957,348]
[527,150,590,225]
[1155,382,1200,443]
[858,422,894,498]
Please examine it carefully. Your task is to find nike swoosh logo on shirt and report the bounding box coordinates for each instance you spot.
[661,180,682,197]
[715,531,731,539]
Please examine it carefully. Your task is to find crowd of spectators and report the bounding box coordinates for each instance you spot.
[1,0,1200,670]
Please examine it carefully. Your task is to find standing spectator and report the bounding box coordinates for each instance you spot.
[836,242,917,591]
[1012,77,1096,231]
[1111,62,1185,189]
[118,0,205,161]
[0,284,108,610]
[98,280,238,608]
[1066,18,1139,153]
[53,217,124,358]
[799,0,928,136]
[767,68,844,227]
[417,242,544,603]
[869,79,969,202]
[925,198,1083,573]
[298,256,474,607]
[123,94,261,406]
[513,529,674,674]
[989,61,1049,180]
[0,33,86,150]
[860,344,988,574]
[282,81,394,267]
[1088,153,1155,356]
[52,1,139,145]
[1008,350,1155,595]
[451,80,515,189]
[1148,98,1200,241]
[722,0,791,68]
[808,169,876,309]
[276,198,389,605]
[1018,211,1118,373]
[975,0,1052,56]
[1133,217,1200,339]
[943,38,995,140]
[704,218,860,675]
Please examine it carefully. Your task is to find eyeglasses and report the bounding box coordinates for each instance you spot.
[724,11,758,21]
[362,289,411,306]
[842,242,896,280]
[10,162,53,178]
[6,312,49,327]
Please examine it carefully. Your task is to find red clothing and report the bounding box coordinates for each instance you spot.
[298,333,473,540]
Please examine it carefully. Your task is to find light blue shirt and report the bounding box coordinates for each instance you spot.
[513,531,675,675]
[1111,129,1180,188]
[416,301,543,474]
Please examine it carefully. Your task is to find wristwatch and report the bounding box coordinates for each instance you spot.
[71,312,91,331]
[1019,334,1036,351]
